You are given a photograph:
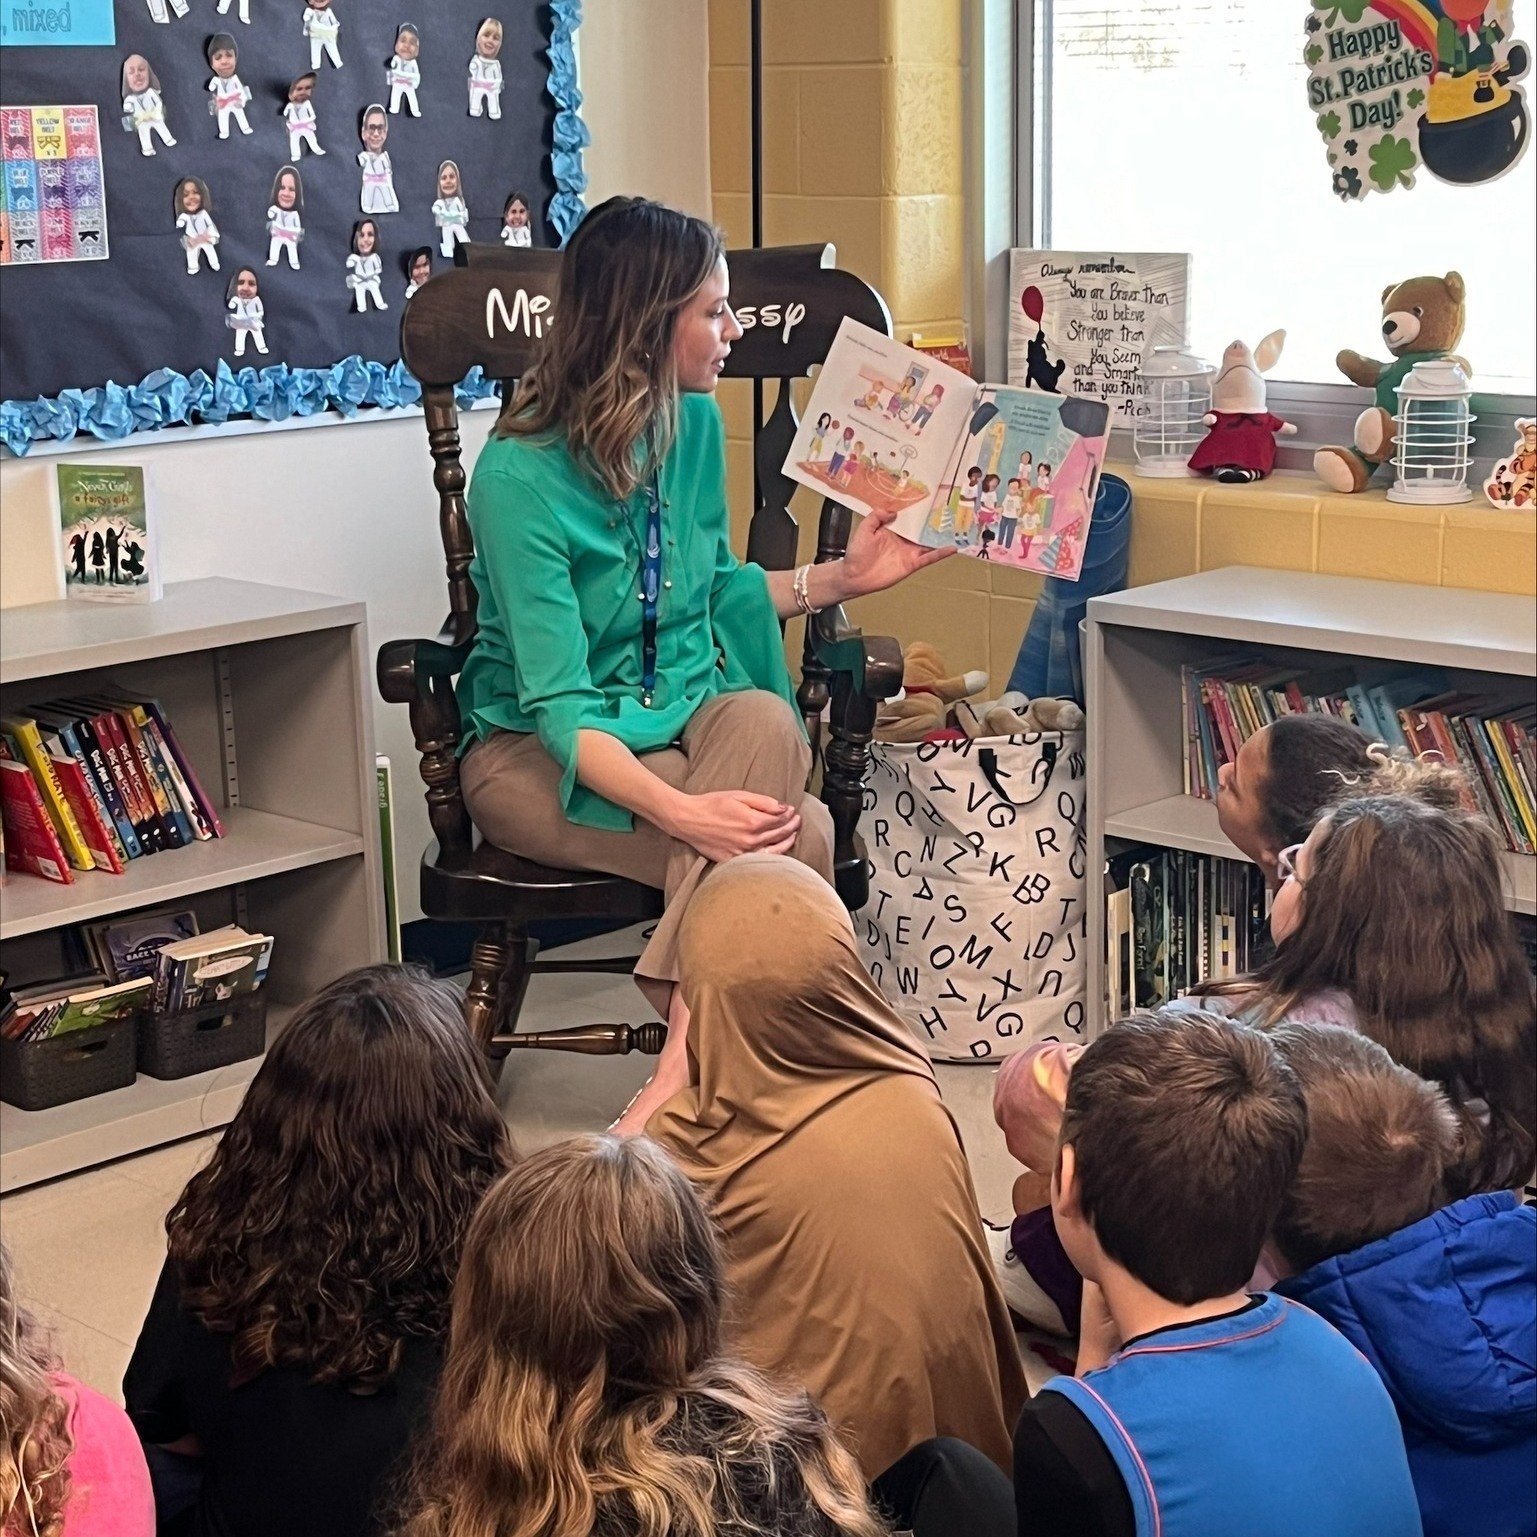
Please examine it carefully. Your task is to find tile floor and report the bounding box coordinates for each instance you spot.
[0,924,1057,1406]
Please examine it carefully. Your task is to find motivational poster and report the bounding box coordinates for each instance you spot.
[1006,250,1191,429]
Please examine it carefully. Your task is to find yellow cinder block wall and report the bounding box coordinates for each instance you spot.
[708,1,1535,693]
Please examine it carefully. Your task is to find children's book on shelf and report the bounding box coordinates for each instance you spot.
[0,758,72,884]
[1007,250,1191,428]
[2,975,152,1043]
[55,463,161,603]
[1112,845,1270,1014]
[152,926,272,1013]
[782,319,1112,580]
[83,907,200,982]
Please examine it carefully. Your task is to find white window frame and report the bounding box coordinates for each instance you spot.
[964,0,1533,476]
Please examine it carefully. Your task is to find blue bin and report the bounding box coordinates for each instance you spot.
[1006,473,1132,705]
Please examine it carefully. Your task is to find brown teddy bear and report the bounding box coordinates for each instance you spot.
[1314,272,1470,495]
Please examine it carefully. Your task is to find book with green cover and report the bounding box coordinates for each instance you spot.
[55,463,160,603]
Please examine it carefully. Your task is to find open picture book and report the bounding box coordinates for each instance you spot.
[781,319,1113,580]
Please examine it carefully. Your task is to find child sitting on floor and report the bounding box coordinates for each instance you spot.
[2,1237,153,1537]
[123,965,512,1537]
[396,1133,889,1537]
[1268,1023,1536,1537]
[1014,1010,1422,1537]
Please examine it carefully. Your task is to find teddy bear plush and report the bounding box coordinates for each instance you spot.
[1314,272,1470,495]
[873,642,989,743]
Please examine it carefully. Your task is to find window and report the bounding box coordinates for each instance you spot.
[1020,0,1537,398]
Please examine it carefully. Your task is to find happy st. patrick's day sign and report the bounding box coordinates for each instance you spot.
[1305,0,1530,200]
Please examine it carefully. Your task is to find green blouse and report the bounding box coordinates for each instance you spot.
[457,393,800,831]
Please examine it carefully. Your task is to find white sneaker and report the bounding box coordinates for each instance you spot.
[985,1220,1068,1336]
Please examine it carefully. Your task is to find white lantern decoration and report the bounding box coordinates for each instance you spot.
[1388,359,1475,505]
[1133,345,1216,478]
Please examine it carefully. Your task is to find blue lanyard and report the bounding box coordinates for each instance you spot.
[639,474,662,708]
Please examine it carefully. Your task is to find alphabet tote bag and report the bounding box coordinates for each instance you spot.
[859,732,1087,1062]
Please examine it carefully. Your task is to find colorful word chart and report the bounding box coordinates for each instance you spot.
[2,105,109,265]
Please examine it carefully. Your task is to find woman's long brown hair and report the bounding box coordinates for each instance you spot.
[494,196,725,502]
[166,965,512,1390]
[1202,793,1536,1195]
[1,1241,72,1537]
[398,1135,887,1537]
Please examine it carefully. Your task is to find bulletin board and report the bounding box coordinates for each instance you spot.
[0,0,586,453]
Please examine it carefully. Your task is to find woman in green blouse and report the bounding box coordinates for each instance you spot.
[458,197,948,1132]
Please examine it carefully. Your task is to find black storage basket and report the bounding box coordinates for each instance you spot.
[0,1013,139,1112]
[138,992,267,1080]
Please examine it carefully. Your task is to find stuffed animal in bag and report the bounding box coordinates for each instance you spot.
[874,642,988,743]
[1187,331,1296,483]
[1314,273,1469,495]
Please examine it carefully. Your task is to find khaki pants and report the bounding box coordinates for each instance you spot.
[459,690,834,1013]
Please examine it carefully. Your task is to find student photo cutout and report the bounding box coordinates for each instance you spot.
[469,18,504,118]
[346,218,387,312]
[121,54,176,156]
[388,23,422,116]
[303,0,342,71]
[173,175,220,275]
[357,104,399,215]
[226,266,267,355]
[284,72,324,158]
[404,245,432,298]
[265,163,304,268]
[206,33,253,139]
[432,159,468,257]
[500,189,531,246]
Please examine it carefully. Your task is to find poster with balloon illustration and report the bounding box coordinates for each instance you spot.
[1007,251,1191,430]
[1305,0,1530,199]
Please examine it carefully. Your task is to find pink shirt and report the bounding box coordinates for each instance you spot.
[54,1373,154,1537]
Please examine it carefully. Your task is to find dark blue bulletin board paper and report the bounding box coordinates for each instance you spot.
[0,0,559,401]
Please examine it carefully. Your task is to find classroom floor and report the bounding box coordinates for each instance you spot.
[0,923,1063,1404]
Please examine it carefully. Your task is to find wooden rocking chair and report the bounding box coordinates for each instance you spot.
[380,242,903,1066]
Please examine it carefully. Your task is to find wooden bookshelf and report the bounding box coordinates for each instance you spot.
[0,580,386,1191]
[1085,568,1536,1033]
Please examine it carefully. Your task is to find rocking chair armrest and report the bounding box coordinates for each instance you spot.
[807,604,904,702]
[377,632,475,704]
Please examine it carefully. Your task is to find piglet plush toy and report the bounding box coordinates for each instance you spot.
[1188,330,1297,483]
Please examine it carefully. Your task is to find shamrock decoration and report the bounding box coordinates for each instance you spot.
[1368,133,1417,190]
[1306,41,1325,65]
[1319,0,1373,23]
[1333,165,1363,199]
[1328,151,1338,164]
[1318,109,1342,139]
[1344,138,1359,154]
[1306,11,1322,31]
[1407,86,1425,107]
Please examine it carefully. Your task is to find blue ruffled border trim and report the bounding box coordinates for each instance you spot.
[547,0,590,244]
[0,2,586,457]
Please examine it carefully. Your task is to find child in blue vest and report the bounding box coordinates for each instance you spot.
[1268,1023,1536,1537]
[1015,1009,1423,1537]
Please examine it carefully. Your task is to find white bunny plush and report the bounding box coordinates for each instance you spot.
[1187,330,1297,483]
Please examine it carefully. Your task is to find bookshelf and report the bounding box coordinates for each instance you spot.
[1085,567,1537,1033]
[0,579,386,1190]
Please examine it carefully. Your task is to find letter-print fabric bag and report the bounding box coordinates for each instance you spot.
[859,730,1087,1062]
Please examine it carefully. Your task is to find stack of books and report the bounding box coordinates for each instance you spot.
[1106,846,1270,1018]
[0,692,223,885]
[1,974,151,1044]
[0,906,273,1042]
[1181,658,1536,856]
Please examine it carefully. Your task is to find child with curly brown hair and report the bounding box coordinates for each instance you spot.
[123,966,513,1537]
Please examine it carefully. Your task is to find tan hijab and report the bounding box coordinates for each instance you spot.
[647,856,1026,1481]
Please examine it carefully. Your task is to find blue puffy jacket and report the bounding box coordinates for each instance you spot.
[1277,1191,1536,1537]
